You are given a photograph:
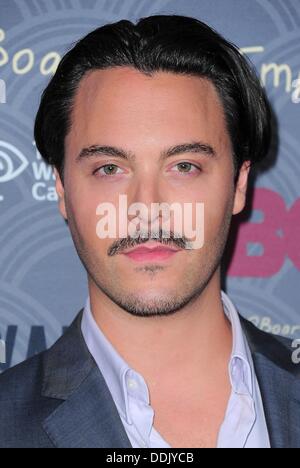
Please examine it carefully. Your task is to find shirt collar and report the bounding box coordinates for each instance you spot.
[81,295,133,423]
[221,291,254,397]
[81,290,255,425]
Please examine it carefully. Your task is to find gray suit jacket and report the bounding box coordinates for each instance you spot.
[0,310,300,448]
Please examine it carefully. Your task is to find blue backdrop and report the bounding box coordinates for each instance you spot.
[0,0,299,371]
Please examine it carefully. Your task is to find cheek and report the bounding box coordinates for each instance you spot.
[195,175,234,243]
[65,168,101,218]
[65,185,101,243]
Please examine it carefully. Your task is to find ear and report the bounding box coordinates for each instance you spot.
[232,160,251,215]
[54,168,67,220]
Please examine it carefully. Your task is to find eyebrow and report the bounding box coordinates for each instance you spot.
[76,141,217,163]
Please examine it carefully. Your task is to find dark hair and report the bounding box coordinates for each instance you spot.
[34,14,272,184]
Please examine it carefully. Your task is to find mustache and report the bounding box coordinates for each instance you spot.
[107,229,189,256]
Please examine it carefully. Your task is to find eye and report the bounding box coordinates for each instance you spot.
[171,162,201,175]
[94,164,123,177]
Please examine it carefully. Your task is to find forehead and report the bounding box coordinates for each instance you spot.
[66,66,231,156]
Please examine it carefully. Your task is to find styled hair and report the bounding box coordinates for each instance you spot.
[34,14,272,184]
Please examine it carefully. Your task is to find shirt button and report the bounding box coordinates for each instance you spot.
[127,378,138,390]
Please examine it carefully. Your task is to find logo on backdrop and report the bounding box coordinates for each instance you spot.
[0,140,57,203]
[0,140,28,183]
[0,140,28,202]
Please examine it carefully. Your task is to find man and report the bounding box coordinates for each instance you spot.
[0,14,299,449]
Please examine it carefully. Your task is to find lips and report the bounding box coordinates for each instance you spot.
[123,242,180,254]
[121,242,181,262]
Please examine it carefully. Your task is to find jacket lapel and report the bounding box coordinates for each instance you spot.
[41,310,132,448]
[240,316,300,448]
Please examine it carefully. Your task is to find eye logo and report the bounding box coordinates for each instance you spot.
[0,140,29,183]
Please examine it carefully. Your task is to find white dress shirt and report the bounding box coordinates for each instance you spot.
[81,290,270,448]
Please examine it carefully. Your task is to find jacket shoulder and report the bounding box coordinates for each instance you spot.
[0,351,43,397]
[0,311,85,447]
[0,349,60,447]
[240,315,300,375]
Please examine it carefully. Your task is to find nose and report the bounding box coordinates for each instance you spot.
[128,174,163,231]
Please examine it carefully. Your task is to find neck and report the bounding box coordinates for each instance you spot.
[88,268,232,393]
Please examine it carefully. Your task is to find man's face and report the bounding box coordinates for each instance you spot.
[56,67,250,317]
